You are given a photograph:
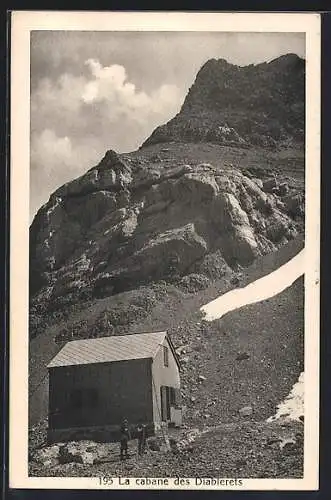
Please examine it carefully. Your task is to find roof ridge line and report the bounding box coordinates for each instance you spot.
[47,331,168,368]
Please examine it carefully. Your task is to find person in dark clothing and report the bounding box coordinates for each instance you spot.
[136,422,147,455]
[120,418,131,460]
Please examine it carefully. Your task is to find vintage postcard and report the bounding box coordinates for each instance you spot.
[10,11,320,491]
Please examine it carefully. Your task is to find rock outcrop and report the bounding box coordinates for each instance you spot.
[30,148,302,321]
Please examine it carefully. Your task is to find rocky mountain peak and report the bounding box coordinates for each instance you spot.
[142,53,305,149]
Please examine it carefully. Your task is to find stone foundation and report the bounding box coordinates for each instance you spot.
[47,422,156,445]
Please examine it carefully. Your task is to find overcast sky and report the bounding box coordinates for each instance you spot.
[30,31,305,219]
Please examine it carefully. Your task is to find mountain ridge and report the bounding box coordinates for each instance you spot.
[142,53,305,150]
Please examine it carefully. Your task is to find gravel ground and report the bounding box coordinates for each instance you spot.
[29,419,303,478]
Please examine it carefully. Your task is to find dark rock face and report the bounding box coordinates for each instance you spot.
[142,54,305,149]
[30,148,302,315]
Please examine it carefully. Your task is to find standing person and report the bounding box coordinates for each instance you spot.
[136,422,147,456]
[119,418,131,460]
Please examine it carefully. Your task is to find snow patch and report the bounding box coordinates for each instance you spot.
[200,248,305,321]
[267,372,304,422]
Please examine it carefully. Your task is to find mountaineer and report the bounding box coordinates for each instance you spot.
[136,422,147,455]
[119,418,131,460]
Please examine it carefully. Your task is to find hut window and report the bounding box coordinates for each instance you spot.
[163,346,169,367]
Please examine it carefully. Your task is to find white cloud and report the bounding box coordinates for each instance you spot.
[81,59,180,123]
[30,59,183,219]
[30,129,102,219]
[31,59,181,136]
[31,129,73,167]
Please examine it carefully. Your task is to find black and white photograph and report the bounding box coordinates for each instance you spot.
[9,11,320,490]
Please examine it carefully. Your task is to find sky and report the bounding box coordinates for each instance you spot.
[30,31,305,220]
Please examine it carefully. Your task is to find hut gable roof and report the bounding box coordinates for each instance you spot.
[47,331,170,368]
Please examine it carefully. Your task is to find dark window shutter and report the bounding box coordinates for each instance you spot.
[160,386,167,421]
[166,387,171,419]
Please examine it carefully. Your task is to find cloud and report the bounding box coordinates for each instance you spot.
[30,129,103,218]
[30,59,183,219]
[80,59,181,124]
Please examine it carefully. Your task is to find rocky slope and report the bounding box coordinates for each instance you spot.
[142,54,305,150]
[29,240,304,476]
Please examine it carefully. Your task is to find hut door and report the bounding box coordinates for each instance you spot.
[160,386,171,421]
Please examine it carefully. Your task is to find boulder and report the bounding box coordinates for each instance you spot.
[32,440,109,468]
[224,192,250,226]
[236,352,250,361]
[32,444,61,468]
[283,193,304,217]
[58,441,108,465]
[231,225,259,265]
[174,172,219,204]
[252,177,263,189]
[239,406,253,417]
[278,182,289,196]
[239,186,254,213]
[132,223,208,278]
[265,214,290,243]
[147,438,161,451]
[279,437,297,452]
[58,443,85,465]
